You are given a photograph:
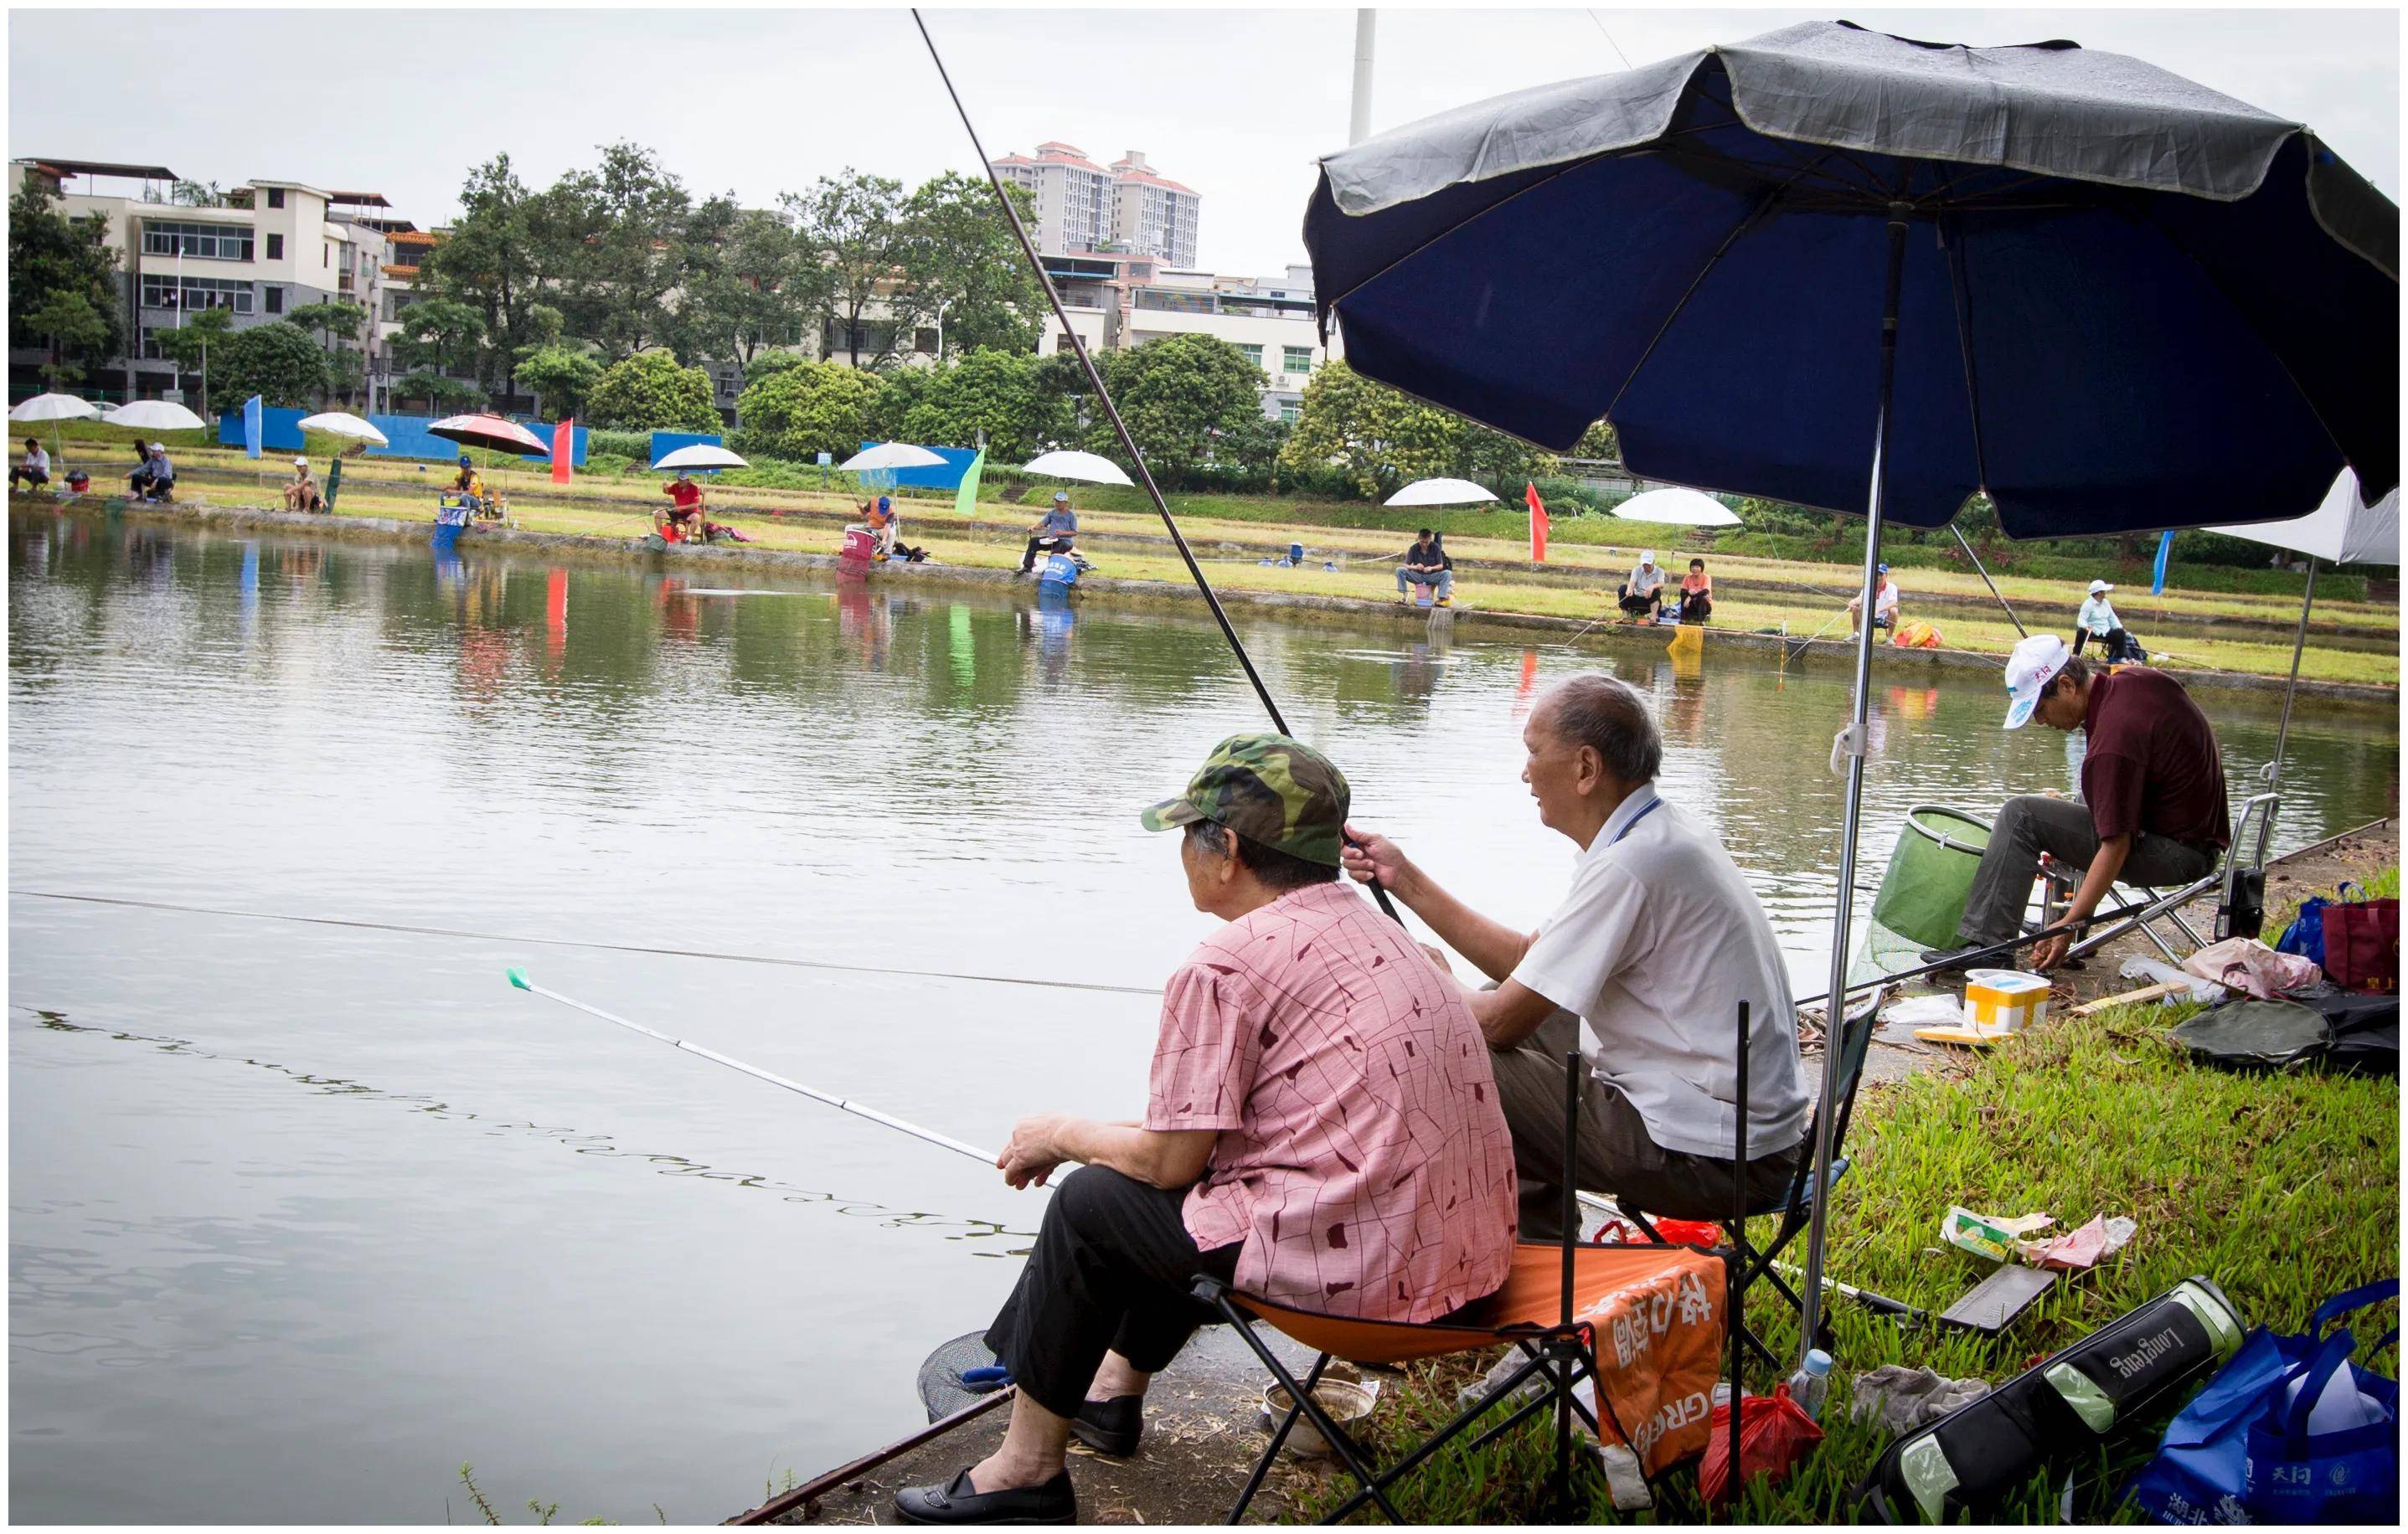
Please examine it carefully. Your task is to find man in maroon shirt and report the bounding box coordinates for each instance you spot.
[1926,634,2230,973]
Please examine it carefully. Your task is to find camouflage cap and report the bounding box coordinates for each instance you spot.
[1138,733,1350,867]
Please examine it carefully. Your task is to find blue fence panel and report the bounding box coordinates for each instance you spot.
[856,443,979,491]
[649,430,722,466]
[218,406,308,452]
[219,409,590,467]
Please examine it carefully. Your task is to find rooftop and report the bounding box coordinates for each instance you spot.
[18,157,178,181]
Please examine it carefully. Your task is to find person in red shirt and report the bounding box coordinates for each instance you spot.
[660,471,704,540]
[1926,635,2230,973]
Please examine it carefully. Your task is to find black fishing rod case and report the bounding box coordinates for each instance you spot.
[1854,1276,2245,1522]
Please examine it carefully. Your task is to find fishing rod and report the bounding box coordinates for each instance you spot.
[1789,892,2167,1010]
[910,8,1405,927]
[1948,526,2029,638]
[508,968,1000,1166]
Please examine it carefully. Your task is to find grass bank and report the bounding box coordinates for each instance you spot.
[1287,864,2400,1523]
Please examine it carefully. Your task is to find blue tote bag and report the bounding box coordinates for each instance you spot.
[2129,1279,2398,1524]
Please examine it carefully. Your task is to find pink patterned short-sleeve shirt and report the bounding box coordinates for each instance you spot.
[1146,880,1518,1321]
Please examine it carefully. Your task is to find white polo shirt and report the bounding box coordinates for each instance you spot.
[1508,785,1811,1161]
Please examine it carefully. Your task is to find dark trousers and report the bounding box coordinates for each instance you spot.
[10,467,49,490]
[2073,626,2137,663]
[1485,1009,1802,1237]
[1022,535,1074,571]
[1678,591,1713,623]
[984,1166,1241,1419]
[1956,793,2221,947]
[1617,584,1660,616]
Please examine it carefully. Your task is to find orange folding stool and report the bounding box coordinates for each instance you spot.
[1195,1057,1731,1523]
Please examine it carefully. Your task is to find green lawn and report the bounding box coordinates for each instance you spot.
[1287,865,2400,1523]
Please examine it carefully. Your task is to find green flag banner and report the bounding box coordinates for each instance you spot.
[954,447,986,517]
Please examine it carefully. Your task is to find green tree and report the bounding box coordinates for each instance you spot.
[745,349,810,388]
[889,348,1075,460]
[896,172,1044,358]
[22,291,110,389]
[1092,334,1265,483]
[666,204,811,369]
[421,154,547,397]
[1275,358,1547,498]
[211,322,333,409]
[546,142,694,363]
[151,306,236,416]
[286,301,369,406]
[585,351,719,431]
[786,170,915,368]
[393,372,487,412]
[8,178,126,387]
[389,299,488,378]
[514,345,605,420]
[732,361,879,461]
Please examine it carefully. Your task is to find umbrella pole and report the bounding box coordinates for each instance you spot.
[1797,205,1910,1367]
[2265,556,2315,796]
[1948,524,2027,637]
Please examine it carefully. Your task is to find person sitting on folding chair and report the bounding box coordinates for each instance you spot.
[1341,672,1812,1238]
[894,734,1516,1526]
[1616,550,1667,619]
[1922,635,2229,975]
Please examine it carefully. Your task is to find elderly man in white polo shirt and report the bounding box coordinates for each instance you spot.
[1342,672,1810,1237]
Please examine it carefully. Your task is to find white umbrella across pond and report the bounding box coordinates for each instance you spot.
[103,399,208,433]
[1383,476,1498,507]
[296,411,390,447]
[838,441,946,474]
[9,393,102,467]
[1020,449,1132,487]
[652,443,750,472]
[1610,486,1744,526]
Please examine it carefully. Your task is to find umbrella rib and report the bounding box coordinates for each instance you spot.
[1602,158,1828,424]
[1940,213,1995,497]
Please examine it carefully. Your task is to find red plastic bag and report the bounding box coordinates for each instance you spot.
[1698,1384,1825,1504]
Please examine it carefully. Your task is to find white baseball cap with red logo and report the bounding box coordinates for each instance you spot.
[2003,633,2072,728]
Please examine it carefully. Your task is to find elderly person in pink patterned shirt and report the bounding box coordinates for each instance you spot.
[895,734,1517,1527]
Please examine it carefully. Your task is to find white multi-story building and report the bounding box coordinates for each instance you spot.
[991,142,1199,267]
[1035,260,1336,423]
[7,157,405,408]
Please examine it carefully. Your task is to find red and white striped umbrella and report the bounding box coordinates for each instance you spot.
[427,414,549,457]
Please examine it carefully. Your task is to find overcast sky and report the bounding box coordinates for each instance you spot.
[9,6,2398,278]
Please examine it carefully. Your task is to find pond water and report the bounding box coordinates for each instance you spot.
[9,510,2395,1522]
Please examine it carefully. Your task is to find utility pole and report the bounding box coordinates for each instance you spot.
[1349,10,1377,147]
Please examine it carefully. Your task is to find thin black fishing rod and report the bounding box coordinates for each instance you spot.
[1949,525,2029,637]
[910,8,1405,926]
[1791,892,2163,1010]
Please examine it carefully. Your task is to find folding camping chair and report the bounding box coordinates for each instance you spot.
[1590,997,1881,1372]
[1199,1055,1733,1523]
[2068,791,2282,962]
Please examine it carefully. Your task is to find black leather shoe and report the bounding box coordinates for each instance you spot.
[1070,1393,1143,1456]
[894,1467,1075,1525]
[1918,945,1984,975]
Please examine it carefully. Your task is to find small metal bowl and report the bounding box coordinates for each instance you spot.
[1257,1379,1376,1459]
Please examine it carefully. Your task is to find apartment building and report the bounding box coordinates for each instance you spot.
[1036,260,1336,423]
[8,158,403,407]
[990,142,1199,267]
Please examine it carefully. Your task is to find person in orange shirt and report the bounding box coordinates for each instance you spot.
[1676,557,1714,623]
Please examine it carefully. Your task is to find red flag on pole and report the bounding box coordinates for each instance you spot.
[1525,481,1549,563]
[551,418,575,486]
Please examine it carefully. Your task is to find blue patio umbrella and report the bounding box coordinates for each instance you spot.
[1302,19,2396,1358]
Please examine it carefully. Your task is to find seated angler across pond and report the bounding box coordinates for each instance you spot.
[895,734,1518,1526]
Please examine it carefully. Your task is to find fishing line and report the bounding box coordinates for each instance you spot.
[11,889,1164,998]
[912,8,1406,927]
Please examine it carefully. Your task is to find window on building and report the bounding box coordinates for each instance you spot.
[323,244,330,267]
[1279,403,1300,425]
[915,327,940,355]
[266,188,286,209]
[265,286,283,315]
[141,274,255,314]
[1237,343,1264,369]
[266,233,284,260]
[1282,346,1313,375]
[141,221,255,260]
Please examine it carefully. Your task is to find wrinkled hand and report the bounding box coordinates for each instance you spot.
[998,1113,1071,1190]
[1340,822,1412,896]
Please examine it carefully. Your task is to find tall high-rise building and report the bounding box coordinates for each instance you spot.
[990,142,1199,266]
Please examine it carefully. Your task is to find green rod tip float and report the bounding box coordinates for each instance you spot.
[506,967,531,991]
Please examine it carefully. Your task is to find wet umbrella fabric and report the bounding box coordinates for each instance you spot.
[1304,19,2396,540]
